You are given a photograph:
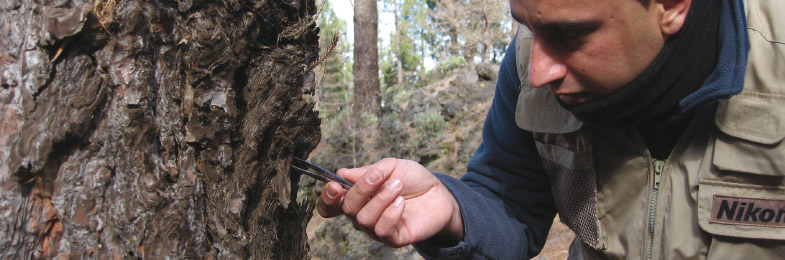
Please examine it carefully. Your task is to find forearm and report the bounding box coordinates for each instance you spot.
[414,173,551,259]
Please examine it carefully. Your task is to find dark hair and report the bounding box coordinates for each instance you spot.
[638,0,651,7]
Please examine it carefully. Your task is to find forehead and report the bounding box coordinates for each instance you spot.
[510,0,642,26]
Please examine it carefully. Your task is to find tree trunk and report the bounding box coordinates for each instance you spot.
[448,27,460,57]
[480,4,490,64]
[394,0,404,87]
[353,0,381,119]
[0,0,320,258]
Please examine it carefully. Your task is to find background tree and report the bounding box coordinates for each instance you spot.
[469,0,510,63]
[353,0,382,119]
[382,0,426,88]
[425,0,463,58]
[424,0,510,66]
[311,1,364,167]
[0,0,321,258]
[314,0,353,119]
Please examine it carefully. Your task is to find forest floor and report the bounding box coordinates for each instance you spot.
[304,64,575,259]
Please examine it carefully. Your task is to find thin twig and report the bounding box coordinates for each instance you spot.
[308,31,341,71]
[50,37,73,63]
[278,0,328,40]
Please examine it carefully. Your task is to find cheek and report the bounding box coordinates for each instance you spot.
[568,46,637,93]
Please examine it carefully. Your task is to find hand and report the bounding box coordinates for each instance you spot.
[317,158,464,247]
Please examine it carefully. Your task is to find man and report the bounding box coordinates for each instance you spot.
[319,0,785,258]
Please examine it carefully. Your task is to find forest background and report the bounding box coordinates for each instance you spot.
[303,0,574,258]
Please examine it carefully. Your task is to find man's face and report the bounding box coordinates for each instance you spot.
[511,0,668,105]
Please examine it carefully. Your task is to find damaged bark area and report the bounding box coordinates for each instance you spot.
[0,0,321,258]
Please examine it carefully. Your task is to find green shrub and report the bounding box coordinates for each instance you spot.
[436,55,466,73]
[414,109,446,146]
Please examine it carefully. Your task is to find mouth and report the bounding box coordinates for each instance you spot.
[556,93,593,105]
[547,85,593,105]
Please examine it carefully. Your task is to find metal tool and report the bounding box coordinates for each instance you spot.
[291,157,354,189]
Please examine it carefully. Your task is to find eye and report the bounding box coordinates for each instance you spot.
[560,28,585,38]
[548,27,589,50]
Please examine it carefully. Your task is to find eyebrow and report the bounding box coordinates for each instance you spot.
[511,9,598,32]
[533,21,597,31]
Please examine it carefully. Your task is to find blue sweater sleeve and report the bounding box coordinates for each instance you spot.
[413,37,557,259]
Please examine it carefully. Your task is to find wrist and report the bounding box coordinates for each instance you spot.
[446,191,465,239]
[430,183,464,246]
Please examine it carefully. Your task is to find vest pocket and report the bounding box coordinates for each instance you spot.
[697,179,785,240]
[697,113,785,240]
[697,179,785,259]
[696,95,785,258]
[535,139,604,250]
[713,94,785,175]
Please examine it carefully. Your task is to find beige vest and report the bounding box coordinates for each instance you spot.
[513,1,785,259]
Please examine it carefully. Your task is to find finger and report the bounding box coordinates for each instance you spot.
[375,196,406,247]
[336,158,399,183]
[355,178,403,229]
[335,167,369,184]
[317,182,346,218]
[348,217,382,242]
[341,167,387,217]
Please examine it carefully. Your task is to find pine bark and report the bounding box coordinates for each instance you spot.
[0,0,320,258]
[352,0,381,119]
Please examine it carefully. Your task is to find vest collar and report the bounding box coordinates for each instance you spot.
[514,26,582,134]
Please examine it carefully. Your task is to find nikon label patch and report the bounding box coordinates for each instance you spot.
[711,195,785,227]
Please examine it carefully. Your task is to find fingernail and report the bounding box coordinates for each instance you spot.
[325,186,338,198]
[385,178,401,191]
[392,196,404,207]
[366,170,382,184]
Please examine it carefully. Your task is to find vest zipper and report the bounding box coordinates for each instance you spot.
[646,159,665,260]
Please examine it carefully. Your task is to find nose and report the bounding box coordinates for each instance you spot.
[528,36,567,89]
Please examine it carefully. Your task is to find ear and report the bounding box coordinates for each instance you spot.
[655,0,691,36]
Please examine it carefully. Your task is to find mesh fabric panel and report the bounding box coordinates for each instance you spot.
[542,158,601,250]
